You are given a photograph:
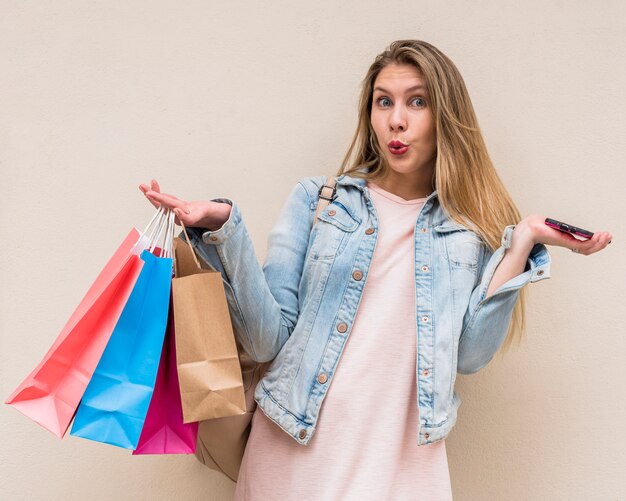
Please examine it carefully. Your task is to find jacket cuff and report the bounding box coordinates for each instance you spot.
[478,225,551,303]
[177,198,240,274]
[199,198,240,244]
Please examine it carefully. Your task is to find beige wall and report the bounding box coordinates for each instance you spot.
[2,1,625,499]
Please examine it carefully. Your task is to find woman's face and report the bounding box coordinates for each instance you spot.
[370,63,437,186]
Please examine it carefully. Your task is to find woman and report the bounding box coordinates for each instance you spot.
[140,40,611,500]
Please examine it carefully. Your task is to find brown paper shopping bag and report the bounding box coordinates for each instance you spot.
[172,236,246,424]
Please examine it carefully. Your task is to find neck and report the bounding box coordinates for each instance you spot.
[370,168,434,200]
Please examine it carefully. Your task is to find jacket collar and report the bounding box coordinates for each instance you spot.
[333,169,480,231]
[335,167,439,204]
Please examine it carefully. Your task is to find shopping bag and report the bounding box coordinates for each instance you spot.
[5,228,144,437]
[133,301,198,455]
[194,350,269,482]
[70,210,175,449]
[171,235,246,424]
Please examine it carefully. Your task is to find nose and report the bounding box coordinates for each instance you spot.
[389,106,407,132]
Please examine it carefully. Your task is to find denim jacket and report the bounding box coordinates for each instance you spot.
[183,172,551,446]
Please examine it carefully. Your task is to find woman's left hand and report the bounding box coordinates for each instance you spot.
[515,214,612,256]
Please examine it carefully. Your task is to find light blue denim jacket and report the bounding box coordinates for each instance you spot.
[183,172,551,446]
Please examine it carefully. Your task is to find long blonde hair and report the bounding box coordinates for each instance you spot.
[338,39,526,354]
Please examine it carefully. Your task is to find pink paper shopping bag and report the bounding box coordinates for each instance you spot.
[5,229,144,437]
[133,301,198,455]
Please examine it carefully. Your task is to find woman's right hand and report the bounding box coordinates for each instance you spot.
[138,179,232,231]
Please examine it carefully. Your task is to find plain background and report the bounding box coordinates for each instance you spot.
[1,1,625,500]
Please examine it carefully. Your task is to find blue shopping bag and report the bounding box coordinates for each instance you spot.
[70,249,173,449]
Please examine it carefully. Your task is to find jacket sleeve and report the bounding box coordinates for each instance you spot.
[179,182,313,363]
[456,225,551,375]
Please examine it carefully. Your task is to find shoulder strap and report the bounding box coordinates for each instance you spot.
[313,177,337,227]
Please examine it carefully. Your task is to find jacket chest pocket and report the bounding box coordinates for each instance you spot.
[433,222,483,272]
[308,202,359,261]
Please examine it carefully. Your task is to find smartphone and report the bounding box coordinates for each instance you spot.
[545,218,594,240]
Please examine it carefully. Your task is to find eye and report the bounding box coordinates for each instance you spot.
[375,96,391,107]
[411,97,426,107]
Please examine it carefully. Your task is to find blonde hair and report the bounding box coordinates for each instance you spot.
[338,39,526,354]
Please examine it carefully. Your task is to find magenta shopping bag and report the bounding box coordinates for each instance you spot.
[133,302,198,455]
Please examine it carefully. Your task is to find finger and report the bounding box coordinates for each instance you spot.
[172,210,182,227]
[146,193,192,217]
[576,239,598,256]
[139,185,161,209]
[571,231,613,255]
[569,234,594,255]
[596,233,612,251]
[173,208,184,225]
[146,191,185,210]
[593,232,610,248]
[151,179,161,193]
[579,233,608,255]
[173,207,194,226]
[148,190,182,205]
[145,191,168,209]
[144,197,161,209]
[581,242,600,256]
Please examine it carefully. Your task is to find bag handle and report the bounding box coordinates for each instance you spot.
[178,220,203,270]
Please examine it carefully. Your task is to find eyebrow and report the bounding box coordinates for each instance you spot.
[373,84,426,94]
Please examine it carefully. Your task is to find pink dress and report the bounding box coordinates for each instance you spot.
[233,182,453,500]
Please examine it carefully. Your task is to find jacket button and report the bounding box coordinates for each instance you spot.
[299,429,307,440]
[317,373,328,384]
[210,236,218,241]
[352,270,363,281]
[420,227,428,233]
[365,227,375,235]
[424,433,430,439]
[537,269,544,276]
[337,322,348,333]
[423,369,429,376]
[421,265,429,272]
[421,316,429,323]
[328,210,336,216]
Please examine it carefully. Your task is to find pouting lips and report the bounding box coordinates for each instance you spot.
[388,140,409,154]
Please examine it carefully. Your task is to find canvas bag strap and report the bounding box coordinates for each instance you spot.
[313,176,337,227]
